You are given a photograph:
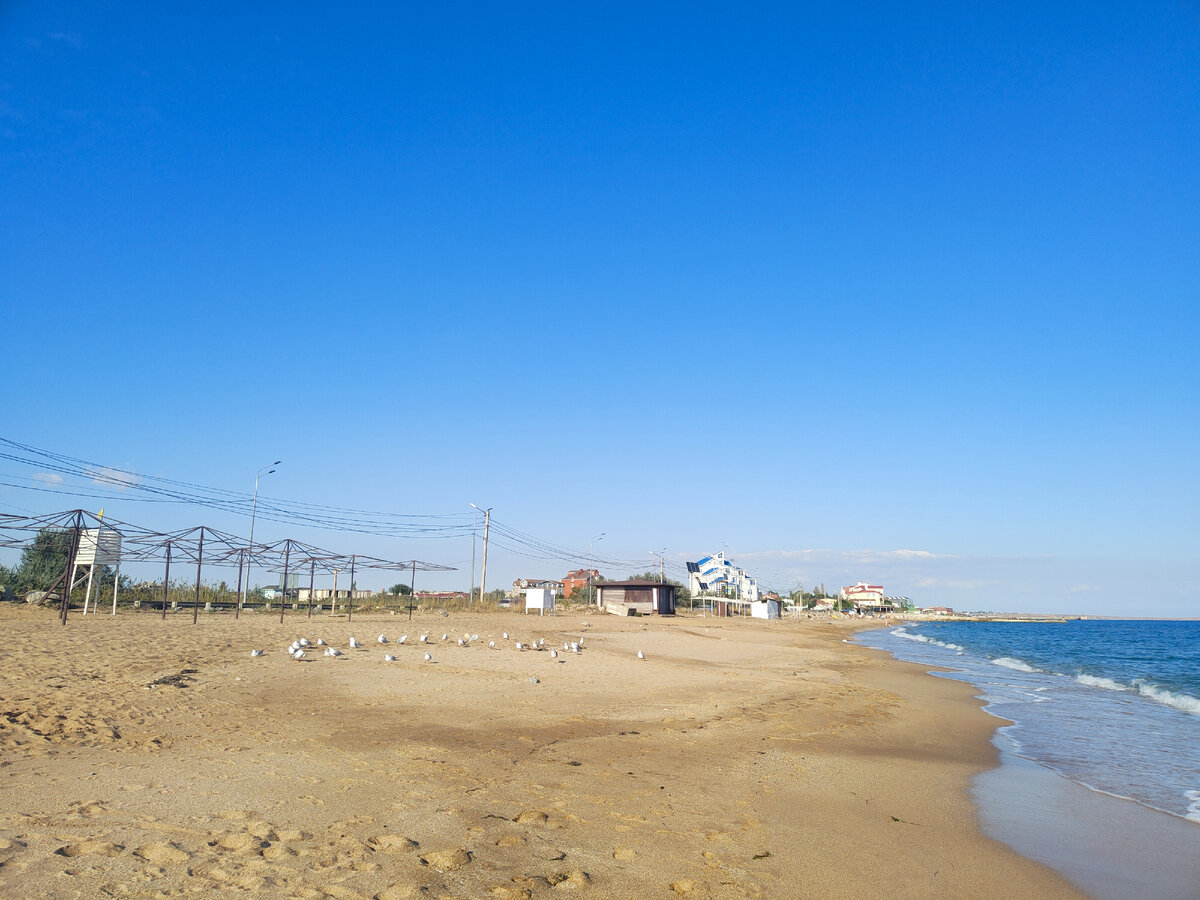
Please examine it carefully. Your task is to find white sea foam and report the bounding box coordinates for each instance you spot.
[1185,790,1200,822]
[891,629,964,652]
[1137,683,1200,716]
[1075,674,1131,692]
[993,657,1040,673]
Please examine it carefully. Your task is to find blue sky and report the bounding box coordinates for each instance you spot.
[2,2,1198,614]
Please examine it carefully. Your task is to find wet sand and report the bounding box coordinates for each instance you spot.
[0,605,1085,899]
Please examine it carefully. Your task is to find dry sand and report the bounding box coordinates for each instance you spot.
[0,605,1086,899]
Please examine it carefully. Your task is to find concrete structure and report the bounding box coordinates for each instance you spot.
[296,588,373,602]
[524,587,555,615]
[412,591,469,603]
[686,552,759,602]
[561,568,599,599]
[595,580,676,615]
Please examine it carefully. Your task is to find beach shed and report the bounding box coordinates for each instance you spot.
[524,587,555,615]
[595,580,676,616]
[751,599,781,619]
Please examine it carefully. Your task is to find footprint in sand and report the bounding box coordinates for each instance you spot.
[55,840,124,858]
[419,847,472,872]
[133,841,190,864]
[367,834,419,852]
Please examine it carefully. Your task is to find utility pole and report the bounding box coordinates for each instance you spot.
[479,508,490,604]
[471,503,491,604]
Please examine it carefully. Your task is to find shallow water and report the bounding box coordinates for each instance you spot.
[856,619,1200,822]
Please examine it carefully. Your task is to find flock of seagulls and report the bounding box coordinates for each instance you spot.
[255,627,646,664]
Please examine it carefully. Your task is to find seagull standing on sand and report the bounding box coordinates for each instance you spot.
[349,637,361,648]
[378,634,389,644]
[316,638,327,646]
[637,650,645,659]
[457,637,466,646]
[423,652,432,661]
[293,649,306,660]
[250,649,264,657]
[489,641,495,649]
[503,632,509,640]
[550,649,558,659]
[384,654,396,662]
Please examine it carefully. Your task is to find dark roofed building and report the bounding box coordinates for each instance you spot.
[595,580,676,616]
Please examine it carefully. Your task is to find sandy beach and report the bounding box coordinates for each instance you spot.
[0,605,1085,899]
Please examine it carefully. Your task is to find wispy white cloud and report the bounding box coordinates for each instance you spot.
[86,466,139,490]
[33,472,63,484]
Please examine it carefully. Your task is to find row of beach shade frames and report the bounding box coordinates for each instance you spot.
[0,509,455,626]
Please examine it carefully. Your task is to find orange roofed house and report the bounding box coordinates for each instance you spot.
[562,568,599,600]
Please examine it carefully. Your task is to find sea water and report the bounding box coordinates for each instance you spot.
[855,619,1200,823]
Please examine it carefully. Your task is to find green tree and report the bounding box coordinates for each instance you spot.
[389,583,412,597]
[13,528,75,593]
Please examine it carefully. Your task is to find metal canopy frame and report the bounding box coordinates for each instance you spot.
[0,509,455,625]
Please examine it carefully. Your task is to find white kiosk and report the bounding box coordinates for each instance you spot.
[524,587,555,615]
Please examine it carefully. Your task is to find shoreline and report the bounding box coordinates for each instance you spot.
[857,619,1200,899]
[0,605,1083,898]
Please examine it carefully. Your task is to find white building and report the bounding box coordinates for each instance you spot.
[686,552,759,602]
[841,583,893,611]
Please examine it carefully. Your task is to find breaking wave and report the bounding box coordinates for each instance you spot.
[992,657,1040,673]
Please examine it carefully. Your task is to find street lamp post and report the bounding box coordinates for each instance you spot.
[470,507,479,603]
[649,548,665,583]
[590,532,605,606]
[242,460,281,610]
[470,503,491,605]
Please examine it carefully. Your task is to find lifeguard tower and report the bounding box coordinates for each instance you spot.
[74,525,123,615]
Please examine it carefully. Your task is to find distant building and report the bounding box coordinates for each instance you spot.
[841,583,895,612]
[512,577,564,597]
[562,568,599,599]
[596,580,676,616]
[686,552,759,602]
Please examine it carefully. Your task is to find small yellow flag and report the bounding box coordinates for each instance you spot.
[97,508,104,520]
